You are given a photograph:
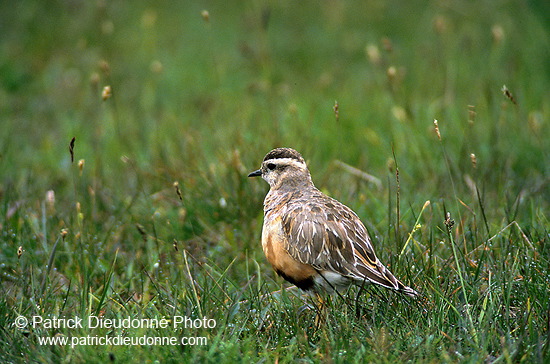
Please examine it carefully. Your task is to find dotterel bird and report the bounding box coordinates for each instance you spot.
[248,147,417,297]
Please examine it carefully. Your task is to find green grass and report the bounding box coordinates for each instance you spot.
[1,0,549,362]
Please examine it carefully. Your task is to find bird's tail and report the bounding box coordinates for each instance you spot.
[396,281,419,297]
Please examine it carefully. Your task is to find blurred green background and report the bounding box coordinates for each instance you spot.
[1,0,549,362]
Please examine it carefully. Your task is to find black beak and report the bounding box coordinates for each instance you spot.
[248,169,262,177]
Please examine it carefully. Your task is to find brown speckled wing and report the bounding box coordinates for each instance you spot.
[280,190,406,292]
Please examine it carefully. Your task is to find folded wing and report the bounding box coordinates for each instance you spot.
[281,192,417,296]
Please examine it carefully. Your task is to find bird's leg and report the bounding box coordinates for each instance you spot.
[296,292,326,328]
[313,292,327,328]
[355,280,367,318]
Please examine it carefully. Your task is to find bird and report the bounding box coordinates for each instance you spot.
[248,147,418,298]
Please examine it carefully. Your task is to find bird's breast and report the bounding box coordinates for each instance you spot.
[261,216,317,291]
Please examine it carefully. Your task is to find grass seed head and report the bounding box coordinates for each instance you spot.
[150,60,163,74]
[501,85,517,105]
[136,223,147,242]
[99,60,110,75]
[69,137,76,163]
[433,119,441,141]
[392,105,407,122]
[433,15,448,34]
[101,20,114,35]
[470,153,477,169]
[90,72,100,89]
[46,190,55,212]
[366,44,381,65]
[142,9,157,28]
[201,10,210,22]
[386,157,396,173]
[528,111,543,133]
[382,37,393,52]
[387,66,397,81]
[102,85,112,101]
[468,105,476,126]
[174,181,183,202]
[444,211,455,232]
[491,24,505,44]
[78,159,85,176]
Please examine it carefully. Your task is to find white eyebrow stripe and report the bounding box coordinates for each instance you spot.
[264,158,307,168]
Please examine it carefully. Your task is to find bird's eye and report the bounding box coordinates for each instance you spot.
[266,163,276,171]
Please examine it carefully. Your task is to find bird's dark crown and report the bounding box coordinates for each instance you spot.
[263,148,305,163]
